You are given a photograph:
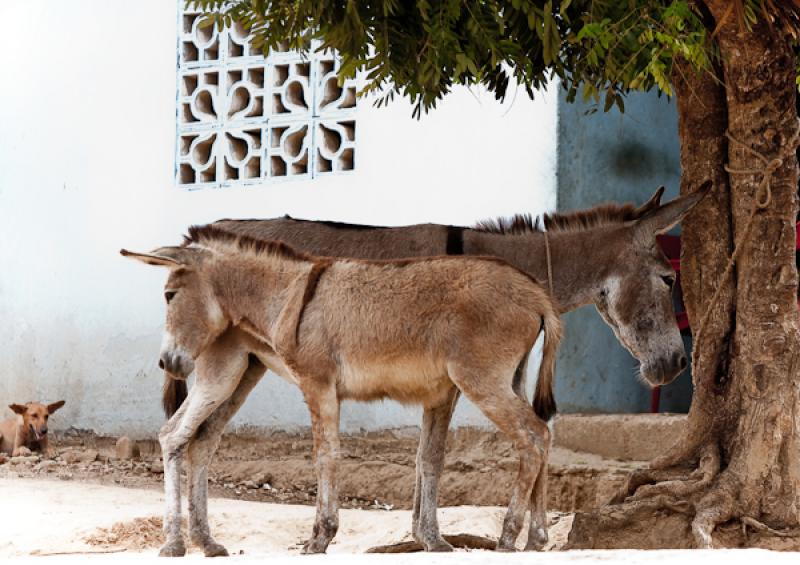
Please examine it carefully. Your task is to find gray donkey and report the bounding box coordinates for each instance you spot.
[159,181,710,553]
[123,227,562,556]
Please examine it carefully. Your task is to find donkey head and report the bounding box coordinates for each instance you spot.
[594,182,711,387]
[121,246,225,379]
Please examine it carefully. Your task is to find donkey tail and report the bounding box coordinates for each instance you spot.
[533,306,562,422]
[162,375,188,418]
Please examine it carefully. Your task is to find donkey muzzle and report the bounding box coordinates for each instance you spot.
[645,352,688,386]
[159,351,193,380]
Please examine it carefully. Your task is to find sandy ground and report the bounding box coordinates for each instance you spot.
[0,477,570,557]
[2,478,800,565]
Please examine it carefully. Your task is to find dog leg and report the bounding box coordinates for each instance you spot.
[12,425,28,457]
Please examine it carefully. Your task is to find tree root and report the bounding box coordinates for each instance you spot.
[742,517,800,539]
[366,534,498,553]
[612,444,720,505]
[609,467,689,504]
[565,443,778,550]
[649,407,718,470]
[566,493,696,549]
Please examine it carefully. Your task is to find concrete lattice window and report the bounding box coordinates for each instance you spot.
[176,6,357,189]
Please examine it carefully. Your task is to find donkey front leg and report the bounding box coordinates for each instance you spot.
[157,388,194,557]
[187,356,267,557]
[412,388,459,552]
[159,342,249,557]
[301,382,341,554]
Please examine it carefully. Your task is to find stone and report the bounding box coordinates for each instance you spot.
[150,460,164,474]
[10,455,39,465]
[63,449,99,464]
[34,460,58,472]
[553,414,687,461]
[115,436,140,460]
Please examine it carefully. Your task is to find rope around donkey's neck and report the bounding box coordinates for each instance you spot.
[690,128,797,363]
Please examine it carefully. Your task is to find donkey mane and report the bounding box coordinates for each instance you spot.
[185,224,546,289]
[475,203,641,235]
[184,224,315,263]
[474,214,543,235]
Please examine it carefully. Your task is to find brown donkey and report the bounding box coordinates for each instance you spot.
[123,228,562,556]
[158,182,711,553]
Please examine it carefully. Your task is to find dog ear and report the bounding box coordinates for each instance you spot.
[47,400,66,414]
[9,404,27,415]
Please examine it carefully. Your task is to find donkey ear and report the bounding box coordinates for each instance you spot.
[47,400,66,414]
[9,404,27,415]
[633,186,665,218]
[120,247,206,268]
[635,180,712,237]
[120,249,182,267]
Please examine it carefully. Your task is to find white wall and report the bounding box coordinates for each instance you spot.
[0,1,557,436]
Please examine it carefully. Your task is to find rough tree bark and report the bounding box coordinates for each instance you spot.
[566,4,800,549]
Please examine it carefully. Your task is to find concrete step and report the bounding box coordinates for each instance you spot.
[553,413,687,461]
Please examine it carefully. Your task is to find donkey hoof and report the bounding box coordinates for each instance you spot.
[495,540,517,552]
[159,540,187,557]
[204,542,229,557]
[300,540,328,555]
[422,538,454,552]
[523,527,548,551]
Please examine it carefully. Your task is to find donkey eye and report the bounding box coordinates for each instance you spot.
[165,291,177,304]
[661,275,675,287]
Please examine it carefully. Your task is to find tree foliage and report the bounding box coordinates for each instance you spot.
[189,1,798,116]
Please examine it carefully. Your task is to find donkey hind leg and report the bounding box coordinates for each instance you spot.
[513,351,551,551]
[524,455,550,551]
[159,346,249,558]
[187,356,266,557]
[301,382,341,554]
[448,363,549,552]
[411,387,460,552]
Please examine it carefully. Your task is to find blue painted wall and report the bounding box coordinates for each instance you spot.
[555,89,693,413]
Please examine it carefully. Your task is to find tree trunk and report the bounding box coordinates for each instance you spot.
[566,4,800,549]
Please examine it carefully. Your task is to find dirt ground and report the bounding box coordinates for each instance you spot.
[0,476,570,557]
[2,428,799,559]
[0,427,642,513]
[2,478,800,564]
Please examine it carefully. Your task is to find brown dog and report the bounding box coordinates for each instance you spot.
[0,401,65,457]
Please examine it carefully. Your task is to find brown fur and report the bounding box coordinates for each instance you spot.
[474,186,665,235]
[184,224,317,263]
[474,213,545,235]
[124,234,562,555]
[181,226,559,418]
[162,378,187,417]
[147,184,709,555]
[0,401,65,457]
[186,223,546,288]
